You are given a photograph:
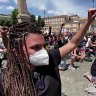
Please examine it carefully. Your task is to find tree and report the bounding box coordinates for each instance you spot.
[0,20,5,26]
[5,20,12,27]
[29,13,36,25]
[40,19,45,28]
[0,19,12,27]
[11,8,18,25]
[36,16,45,28]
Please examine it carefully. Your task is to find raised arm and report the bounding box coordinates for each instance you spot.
[0,27,8,49]
[57,23,65,39]
[59,8,96,58]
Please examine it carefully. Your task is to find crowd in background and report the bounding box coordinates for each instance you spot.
[0,25,96,70]
[0,25,96,95]
[44,29,96,70]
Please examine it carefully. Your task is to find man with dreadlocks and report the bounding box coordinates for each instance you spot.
[0,8,96,96]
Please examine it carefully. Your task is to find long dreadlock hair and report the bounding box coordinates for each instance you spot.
[2,22,42,96]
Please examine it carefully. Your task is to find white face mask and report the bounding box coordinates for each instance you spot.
[29,49,49,66]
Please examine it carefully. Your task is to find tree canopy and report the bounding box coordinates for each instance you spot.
[0,8,45,28]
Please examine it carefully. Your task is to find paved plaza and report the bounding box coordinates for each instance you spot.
[60,56,96,96]
[0,56,95,96]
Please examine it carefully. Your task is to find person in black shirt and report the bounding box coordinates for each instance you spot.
[0,8,96,96]
[56,26,70,71]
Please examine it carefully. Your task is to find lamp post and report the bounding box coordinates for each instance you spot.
[92,0,96,8]
[43,10,46,18]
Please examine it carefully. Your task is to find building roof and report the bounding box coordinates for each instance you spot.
[69,14,79,17]
[66,21,79,24]
[43,15,67,19]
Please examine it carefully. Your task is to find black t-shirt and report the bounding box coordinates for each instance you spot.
[34,48,61,96]
[0,49,61,96]
[54,38,68,49]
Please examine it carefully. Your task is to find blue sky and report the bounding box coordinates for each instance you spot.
[0,0,96,18]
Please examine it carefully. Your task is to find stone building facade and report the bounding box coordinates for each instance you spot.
[43,15,68,33]
[43,15,80,33]
[43,15,96,34]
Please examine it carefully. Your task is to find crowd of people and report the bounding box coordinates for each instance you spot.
[0,8,95,96]
[44,26,96,71]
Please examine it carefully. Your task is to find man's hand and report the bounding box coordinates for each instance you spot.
[0,26,8,49]
[88,8,96,23]
[0,27,4,33]
[0,26,9,33]
[60,23,65,28]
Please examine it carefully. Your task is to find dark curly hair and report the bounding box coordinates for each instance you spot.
[2,22,42,96]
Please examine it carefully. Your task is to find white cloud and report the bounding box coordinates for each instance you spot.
[49,0,85,16]
[47,10,54,14]
[0,6,4,9]
[0,0,9,2]
[0,5,14,10]
[12,0,89,17]
[27,0,48,11]
[26,0,88,17]
[13,0,17,4]
[6,6,15,10]
[0,5,5,10]
[47,10,64,15]
[13,0,47,11]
